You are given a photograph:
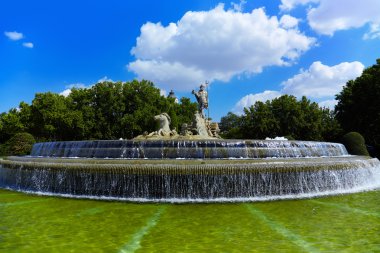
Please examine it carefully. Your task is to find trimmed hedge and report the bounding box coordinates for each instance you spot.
[342,132,369,156]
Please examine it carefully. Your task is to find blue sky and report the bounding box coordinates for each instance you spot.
[1,0,379,121]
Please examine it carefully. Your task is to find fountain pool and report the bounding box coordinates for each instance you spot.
[1,139,380,202]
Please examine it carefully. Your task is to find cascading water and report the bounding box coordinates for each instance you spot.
[1,140,380,202]
[30,140,349,159]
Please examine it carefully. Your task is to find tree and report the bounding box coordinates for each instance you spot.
[121,80,171,138]
[320,108,342,142]
[175,97,198,131]
[68,87,97,139]
[219,95,340,141]
[219,112,244,139]
[89,81,125,139]
[335,58,380,154]
[5,132,36,156]
[29,92,84,140]
[0,109,26,142]
[242,101,279,139]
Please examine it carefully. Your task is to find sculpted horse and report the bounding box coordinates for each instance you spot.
[154,113,171,136]
[134,112,178,139]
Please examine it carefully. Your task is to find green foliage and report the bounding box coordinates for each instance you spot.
[220,95,341,141]
[335,59,380,156]
[5,132,36,156]
[342,132,369,156]
[29,92,84,140]
[0,109,26,142]
[173,97,198,131]
[219,112,244,139]
[0,80,197,142]
[284,135,295,140]
[320,108,343,142]
[0,143,7,156]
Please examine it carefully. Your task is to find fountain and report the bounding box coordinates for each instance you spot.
[1,84,380,202]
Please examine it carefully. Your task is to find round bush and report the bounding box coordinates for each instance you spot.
[342,132,369,156]
[7,133,36,156]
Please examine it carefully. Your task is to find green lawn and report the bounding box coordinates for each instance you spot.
[1,189,379,252]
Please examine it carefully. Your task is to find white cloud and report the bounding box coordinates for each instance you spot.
[60,89,73,97]
[4,31,35,47]
[279,15,299,28]
[318,99,337,109]
[22,42,34,48]
[233,90,282,114]
[231,0,247,12]
[280,0,380,38]
[59,77,119,97]
[281,61,364,98]
[307,0,380,36]
[128,4,315,91]
[233,61,363,114]
[59,83,87,97]
[128,60,209,91]
[160,89,167,97]
[363,23,380,40]
[4,31,24,40]
[279,0,318,11]
[97,76,114,83]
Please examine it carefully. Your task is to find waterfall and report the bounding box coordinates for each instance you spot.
[1,157,379,202]
[2,139,378,202]
[30,140,349,159]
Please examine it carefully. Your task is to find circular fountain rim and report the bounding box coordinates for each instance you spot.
[0,155,376,174]
[1,155,379,203]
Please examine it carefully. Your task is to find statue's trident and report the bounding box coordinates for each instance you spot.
[205,80,210,120]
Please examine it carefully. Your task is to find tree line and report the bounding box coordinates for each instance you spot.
[1,59,379,156]
[0,80,197,143]
[219,95,341,141]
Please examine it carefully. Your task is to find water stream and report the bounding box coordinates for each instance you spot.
[30,140,349,159]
